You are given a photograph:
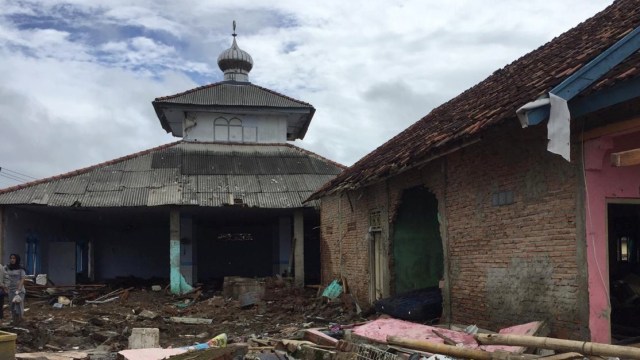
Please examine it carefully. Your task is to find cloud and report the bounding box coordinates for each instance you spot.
[0,0,614,188]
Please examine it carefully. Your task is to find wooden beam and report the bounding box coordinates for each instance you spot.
[475,333,640,359]
[611,148,640,167]
[582,116,640,141]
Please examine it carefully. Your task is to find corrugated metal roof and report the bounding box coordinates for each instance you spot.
[48,193,81,207]
[83,191,123,207]
[148,185,181,206]
[227,175,261,193]
[122,188,149,206]
[197,175,228,192]
[122,171,152,188]
[154,83,313,109]
[124,154,153,171]
[87,171,123,192]
[0,142,344,209]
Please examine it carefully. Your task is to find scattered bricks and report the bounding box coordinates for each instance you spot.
[128,328,160,349]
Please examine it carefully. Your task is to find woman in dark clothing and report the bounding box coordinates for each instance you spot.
[6,254,26,324]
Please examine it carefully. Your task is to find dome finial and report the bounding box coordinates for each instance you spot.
[217,20,253,82]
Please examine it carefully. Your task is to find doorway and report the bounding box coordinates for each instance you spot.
[608,202,640,338]
[392,186,444,294]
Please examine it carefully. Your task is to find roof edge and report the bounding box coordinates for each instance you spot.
[0,141,182,195]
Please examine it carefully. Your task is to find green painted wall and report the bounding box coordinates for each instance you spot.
[393,187,444,293]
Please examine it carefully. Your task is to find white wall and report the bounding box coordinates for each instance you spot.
[183,112,288,143]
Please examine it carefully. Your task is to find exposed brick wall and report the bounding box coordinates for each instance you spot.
[319,122,588,339]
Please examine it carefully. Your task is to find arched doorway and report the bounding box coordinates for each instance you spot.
[392,186,444,293]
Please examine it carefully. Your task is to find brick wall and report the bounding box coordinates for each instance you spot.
[319,122,589,339]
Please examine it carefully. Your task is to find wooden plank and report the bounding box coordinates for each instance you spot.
[169,317,213,325]
[611,148,640,167]
[582,116,640,141]
[476,334,640,359]
[304,329,339,346]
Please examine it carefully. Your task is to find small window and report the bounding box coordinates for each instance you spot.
[369,209,382,232]
[214,117,229,141]
[491,190,515,206]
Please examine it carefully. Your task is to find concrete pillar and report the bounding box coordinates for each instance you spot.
[293,209,304,286]
[180,215,194,284]
[169,208,181,294]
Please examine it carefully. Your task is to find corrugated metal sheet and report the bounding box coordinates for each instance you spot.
[148,185,181,206]
[0,186,35,204]
[48,193,81,207]
[30,183,55,204]
[196,192,225,207]
[121,171,152,188]
[309,157,343,175]
[280,158,314,174]
[149,169,179,188]
[151,150,181,169]
[181,176,198,205]
[122,188,149,206]
[82,191,123,207]
[257,192,302,208]
[197,175,228,192]
[54,176,89,194]
[233,156,260,175]
[257,175,289,192]
[154,83,314,109]
[256,157,286,174]
[0,142,343,208]
[124,154,153,171]
[87,171,123,192]
[302,174,336,191]
[227,175,261,193]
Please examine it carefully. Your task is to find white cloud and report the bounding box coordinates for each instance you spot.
[0,0,615,187]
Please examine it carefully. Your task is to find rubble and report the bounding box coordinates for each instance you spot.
[13,277,640,360]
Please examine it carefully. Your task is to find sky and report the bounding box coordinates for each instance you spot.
[0,0,614,188]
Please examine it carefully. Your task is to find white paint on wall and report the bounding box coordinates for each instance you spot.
[184,112,288,143]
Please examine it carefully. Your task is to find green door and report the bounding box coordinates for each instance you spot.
[393,187,444,294]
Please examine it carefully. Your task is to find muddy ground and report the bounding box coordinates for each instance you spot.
[3,277,363,354]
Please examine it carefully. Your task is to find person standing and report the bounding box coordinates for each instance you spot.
[0,263,6,322]
[6,254,26,325]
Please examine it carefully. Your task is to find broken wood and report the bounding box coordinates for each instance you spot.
[85,296,119,304]
[304,328,339,346]
[611,148,640,167]
[432,329,458,345]
[169,317,213,325]
[538,352,584,360]
[387,336,536,360]
[387,335,493,360]
[475,334,640,360]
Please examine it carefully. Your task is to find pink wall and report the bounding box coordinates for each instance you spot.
[584,129,640,343]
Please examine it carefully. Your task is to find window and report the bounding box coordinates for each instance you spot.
[214,117,245,142]
[369,209,382,232]
[229,118,242,142]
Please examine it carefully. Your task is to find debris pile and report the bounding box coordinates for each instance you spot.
[9,279,640,360]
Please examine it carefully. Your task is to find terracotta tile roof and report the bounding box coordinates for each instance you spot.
[310,0,640,199]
